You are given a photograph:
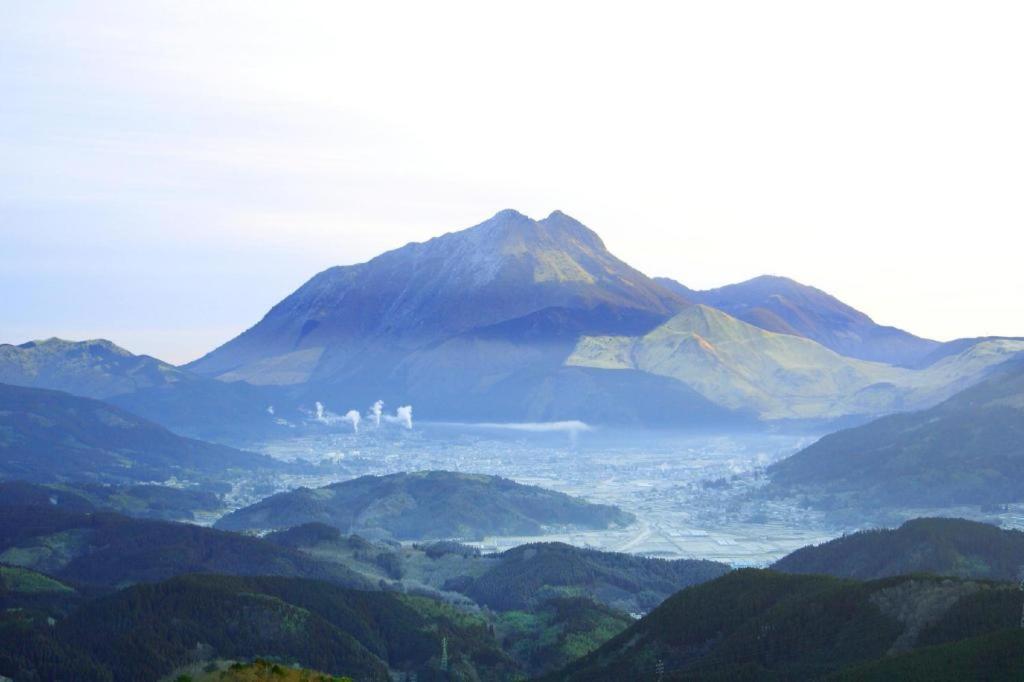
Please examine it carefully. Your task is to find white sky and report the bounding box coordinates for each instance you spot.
[2,1,1022,363]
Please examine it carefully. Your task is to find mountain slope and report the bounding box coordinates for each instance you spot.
[550,569,1020,681]
[0,338,190,399]
[0,382,283,485]
[567,305,1024,420]
[0,338,297,442]
[658,275,938,365]
[18,574,514,681]
[768,357,1024,508]
[187,210,687,388]
[773,518,1024,581]
[215,470,635,539]
[455,542,729,613]
[0,505,370,589]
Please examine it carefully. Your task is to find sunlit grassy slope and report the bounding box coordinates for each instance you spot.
[567,305,1024,419]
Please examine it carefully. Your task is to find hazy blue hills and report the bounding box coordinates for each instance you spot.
[214,470,635,540]
[774,518,1024,582]
[0,338,294,442]
[0,337,190,399]
[549,569,1023,681]
[0,480,222,522]
[657,275,939,366]
[0,382,285,486]
[768,357,1024,509]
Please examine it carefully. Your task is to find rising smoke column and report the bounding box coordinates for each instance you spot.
[369,400,384,427]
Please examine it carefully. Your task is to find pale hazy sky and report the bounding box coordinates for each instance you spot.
[2,2,1022,364]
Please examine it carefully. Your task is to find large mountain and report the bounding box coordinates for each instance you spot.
[0,382,284,486]
[767,357,1024,508]
[175,210,1020,426]
[657,275,939,366]
[187,209,687,386]
[566,305,1024,421]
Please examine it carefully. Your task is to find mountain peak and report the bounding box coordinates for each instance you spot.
[187,209,687,380]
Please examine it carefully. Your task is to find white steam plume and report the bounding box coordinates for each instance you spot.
[383,405,413,429]
[342,409,361,432]
[369,400,384,427]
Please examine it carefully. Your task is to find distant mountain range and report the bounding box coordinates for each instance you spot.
[767,356,1024,509]
[3,210,1021,429]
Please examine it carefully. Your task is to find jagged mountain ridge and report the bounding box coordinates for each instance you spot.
[187,209,688,385]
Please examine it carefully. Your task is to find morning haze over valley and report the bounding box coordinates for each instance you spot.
[2,3,1023,681]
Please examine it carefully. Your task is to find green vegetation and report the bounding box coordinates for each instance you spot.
[496,597,633,675]
[215,471,635,540]
[774,517,1024,581]
[0,573,517,682]
[768,357,1024,509]
[832,629,1024,681]
[0,506,370,590]
[265,526,727,616]
[550,569,1024,681]
[184,659,354,681]
[456,542,729,613]
[0,565,74,594]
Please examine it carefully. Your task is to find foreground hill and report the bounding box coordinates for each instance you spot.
[567,305,1023,420]
[0,506,368,589]
[454,542,729,613]
[768,357,1024,509]
[657,275,939,366]
[0,573,515,682]
[833,628,1024,681]
[0,382,284,486]
[551,569,1022,681]
[774,518,1024,581]
[215,471,634,540]
[265,525,728,618]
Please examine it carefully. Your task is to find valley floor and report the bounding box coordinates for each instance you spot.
[241,424,831,565]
